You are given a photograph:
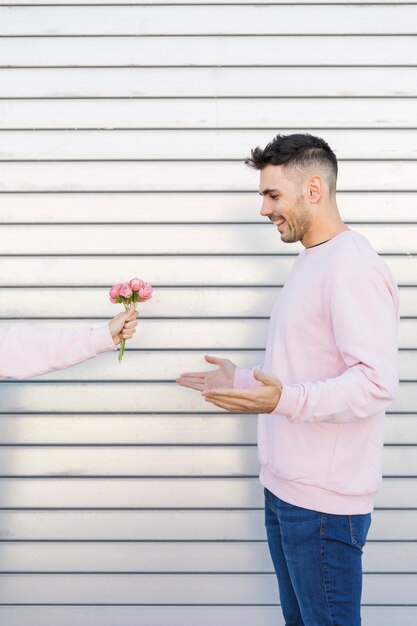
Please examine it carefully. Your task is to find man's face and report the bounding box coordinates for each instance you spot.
[258,164,313,244]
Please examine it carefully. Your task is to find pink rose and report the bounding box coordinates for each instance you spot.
[108,276,152,363]
[119,282,133,298]
[109,284,121,299]
[138,283,153,301]
[130,277,144,292]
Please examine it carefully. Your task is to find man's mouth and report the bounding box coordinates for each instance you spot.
[273,218,286,226]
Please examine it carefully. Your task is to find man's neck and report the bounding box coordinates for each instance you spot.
[306,239,331,249]
[302,224,350,249]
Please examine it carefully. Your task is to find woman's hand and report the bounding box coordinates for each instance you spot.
[109,305,138,346]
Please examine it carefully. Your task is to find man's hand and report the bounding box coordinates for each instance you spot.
[109,305,138,346]
[176,355,237,391]
[203,369,283,414]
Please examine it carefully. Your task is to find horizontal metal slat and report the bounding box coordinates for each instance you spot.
[0,414,415,446]
[1,6,416,36]
[0,256,416,289]
[0,510,415,540]
[0,445,414,477]
[1,223,417,253]
[0,0,415,4]
[1,68,417,98]
[0,606,414,626]
[1,98,415,130]
[0,161,416,192]
[1,36,417,67]
[0,381,415,413]
[0,572,414,604]
[2,349,413,381]
[0,476,414,508]
[1,317,416,348]
[2,129,417,160]
[1,286,416,317]
[1,192,417,223]
[0,541,415,573]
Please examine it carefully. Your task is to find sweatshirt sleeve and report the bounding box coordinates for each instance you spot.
[233,365,263,389]
[273,269,400,423]
[0,323,116,380]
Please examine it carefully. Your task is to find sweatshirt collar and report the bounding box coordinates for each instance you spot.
[303,230,353,254]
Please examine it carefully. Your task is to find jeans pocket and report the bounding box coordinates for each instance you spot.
[348,513,372,549]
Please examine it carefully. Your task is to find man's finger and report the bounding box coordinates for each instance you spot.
[177,372,207,380]
[177,376,205,385]
[202,387,255,400]
[253,369,276,385]
[204,392,248,406]
[178,380,206,391]
[204,355,225,365]
[204,396,244,412]
[177,377,208,389]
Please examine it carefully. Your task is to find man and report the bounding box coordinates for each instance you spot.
[177,133,400,626]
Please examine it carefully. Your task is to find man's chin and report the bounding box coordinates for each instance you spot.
[279,232,297,244]
[277,223,297,243]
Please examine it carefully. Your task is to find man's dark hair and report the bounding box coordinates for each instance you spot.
[245,133,338,193]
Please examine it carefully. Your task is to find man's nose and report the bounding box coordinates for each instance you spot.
[260,201,272,217]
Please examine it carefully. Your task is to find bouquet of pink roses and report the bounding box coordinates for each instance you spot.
[109,277,153,362]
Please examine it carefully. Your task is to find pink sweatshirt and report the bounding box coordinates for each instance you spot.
[0,323,116,380]
[234,230,400,514]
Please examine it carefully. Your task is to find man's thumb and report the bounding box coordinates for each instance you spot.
[254,368,273,385]
[205,355,223,365]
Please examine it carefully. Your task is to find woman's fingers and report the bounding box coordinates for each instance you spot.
[121,324,137,339]
[123,320,138,329]
[121,315,138,340]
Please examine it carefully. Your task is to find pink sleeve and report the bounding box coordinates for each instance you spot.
[233,366,263,389]
[0,323,116,380]
[273,270,400,423]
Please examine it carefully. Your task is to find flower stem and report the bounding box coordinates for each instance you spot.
[118,339,126,363]
[118,301,129,363]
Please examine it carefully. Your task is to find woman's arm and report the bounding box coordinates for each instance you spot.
[0,307,137,380]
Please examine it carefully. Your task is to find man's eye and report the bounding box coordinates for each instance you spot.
[270,196,279,200]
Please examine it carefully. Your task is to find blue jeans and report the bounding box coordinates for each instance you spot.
[264,487,371,626]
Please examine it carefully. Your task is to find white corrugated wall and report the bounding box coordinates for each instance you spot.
[0,2,416,624]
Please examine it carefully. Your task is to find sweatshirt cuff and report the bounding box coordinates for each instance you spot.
[90,324,117,354]
[272,382,301,421]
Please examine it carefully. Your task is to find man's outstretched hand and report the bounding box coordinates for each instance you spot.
[177,358,283,414]
[176,355,237,391]
[202,368,283,414]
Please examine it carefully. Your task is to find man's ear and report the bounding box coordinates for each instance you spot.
[308,175,324,203]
